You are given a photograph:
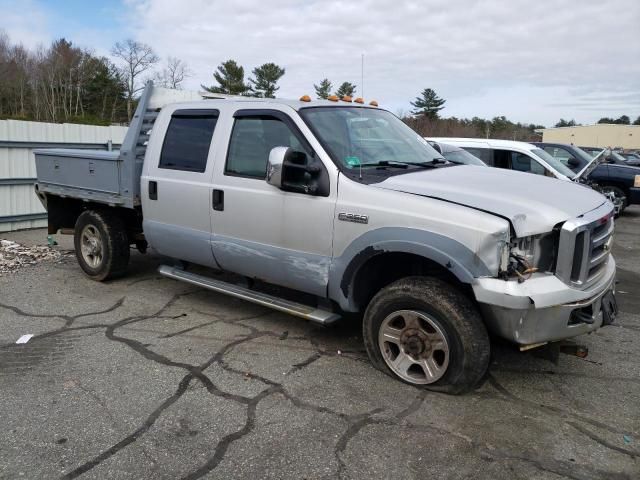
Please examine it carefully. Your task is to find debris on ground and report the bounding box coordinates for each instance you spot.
[0,239,64,275]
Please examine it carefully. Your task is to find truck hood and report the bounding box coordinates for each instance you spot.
[574,148,607,180]
[375,166,608,237]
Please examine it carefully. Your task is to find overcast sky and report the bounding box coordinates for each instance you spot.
[2,0,639,126]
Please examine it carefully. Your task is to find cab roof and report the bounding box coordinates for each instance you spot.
[426,137,540,151]
[163,97,378,112]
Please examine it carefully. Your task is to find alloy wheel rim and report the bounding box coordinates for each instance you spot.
[378,309,450,384]
[80,225,103,268]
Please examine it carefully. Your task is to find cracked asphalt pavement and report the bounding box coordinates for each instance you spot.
[1,208,639,480]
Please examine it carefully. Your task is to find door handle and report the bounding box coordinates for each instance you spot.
[149,181,158,200]
[212,189,224,211]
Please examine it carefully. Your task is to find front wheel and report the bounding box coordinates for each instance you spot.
[363,277,490,394]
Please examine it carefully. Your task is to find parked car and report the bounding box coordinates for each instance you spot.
[619,152,640,166]
[582,146,640,166]
[33,84,617,393]
[426,138,576,178]
[534,142,640,208]
[426,137,624,215]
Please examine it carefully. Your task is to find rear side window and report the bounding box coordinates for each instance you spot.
[225,114,311,178]
[461,147,493,165]
[159,109,218,173]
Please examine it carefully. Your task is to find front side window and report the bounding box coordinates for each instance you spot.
[531,148,577,178]
[225,115,311,178]
[159,110,218,173]
[511,152,546,175]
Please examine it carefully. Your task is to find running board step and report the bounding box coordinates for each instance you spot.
[158,265,341,325]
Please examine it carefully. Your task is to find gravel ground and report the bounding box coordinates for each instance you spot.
[0,208,639,479]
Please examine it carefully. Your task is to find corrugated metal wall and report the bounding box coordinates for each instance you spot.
[0,120,128,232]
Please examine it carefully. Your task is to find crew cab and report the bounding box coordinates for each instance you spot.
[33,84,618,393]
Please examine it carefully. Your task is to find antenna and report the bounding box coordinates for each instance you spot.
[361,53,364,98]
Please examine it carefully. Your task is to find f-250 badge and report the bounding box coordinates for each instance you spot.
[338,213,369,224]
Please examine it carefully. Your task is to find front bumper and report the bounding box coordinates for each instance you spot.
[472,257,616,345]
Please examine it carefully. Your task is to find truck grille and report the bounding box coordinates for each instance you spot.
[555,203,614,289]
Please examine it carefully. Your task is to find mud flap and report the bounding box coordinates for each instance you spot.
[601,290,617,325]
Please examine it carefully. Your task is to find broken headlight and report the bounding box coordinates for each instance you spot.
[499,232,558,282]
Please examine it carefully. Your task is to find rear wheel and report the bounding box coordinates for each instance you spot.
[363,277,490,394]
[74,210,130,281]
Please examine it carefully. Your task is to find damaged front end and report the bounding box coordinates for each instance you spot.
[473,201,617,346]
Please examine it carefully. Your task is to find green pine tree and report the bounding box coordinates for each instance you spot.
[314,78,332,99]
[335,81,356,98]
[201,59,250,95]
[410,88,446,119]
[249,63,285,98]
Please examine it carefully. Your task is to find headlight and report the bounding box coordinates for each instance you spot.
[500,232,558,281]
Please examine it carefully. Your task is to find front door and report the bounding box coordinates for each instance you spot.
[209,108,337,296]
[141,108,220,268]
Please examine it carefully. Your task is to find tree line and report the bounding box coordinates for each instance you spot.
[405,88,544,141]
[0,33,189,125]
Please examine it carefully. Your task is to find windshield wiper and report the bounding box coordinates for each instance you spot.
[364,159,445,169]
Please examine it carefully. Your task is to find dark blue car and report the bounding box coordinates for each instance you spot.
[533,142,640,209]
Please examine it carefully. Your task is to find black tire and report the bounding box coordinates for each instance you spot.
[363,276,490,394]
[74,210,130,281]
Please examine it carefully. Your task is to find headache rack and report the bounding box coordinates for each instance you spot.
[555,202,615,289]
[34,83,223,209]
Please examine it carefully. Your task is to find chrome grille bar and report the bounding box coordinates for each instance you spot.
[556,202,614,289]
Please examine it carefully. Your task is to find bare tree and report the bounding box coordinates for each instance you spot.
[111,39,159,120]
[154,56,190,89]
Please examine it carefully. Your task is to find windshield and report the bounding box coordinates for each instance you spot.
[442,148,486,166]
[610,151,627,162]
[583,147,603,158]
[531,148,577,178]
[299,107,444,170]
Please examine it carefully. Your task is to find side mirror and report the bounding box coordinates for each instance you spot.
[430,142,443,154]
[267,146,327,195]
[568,157,580,168]
[266,146,289,189]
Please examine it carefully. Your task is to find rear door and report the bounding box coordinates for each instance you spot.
[141,107,220,268]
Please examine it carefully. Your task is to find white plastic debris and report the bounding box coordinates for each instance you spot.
[0,238,64,275]
[16,334,34,344]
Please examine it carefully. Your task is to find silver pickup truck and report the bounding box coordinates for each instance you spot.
[34,84,617,393]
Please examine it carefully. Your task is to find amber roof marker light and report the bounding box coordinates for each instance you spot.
[341,95,353,102]
[354,97,364,104]
[299,95,311,102]
[327,95,339,102]
[369,100,378,107]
